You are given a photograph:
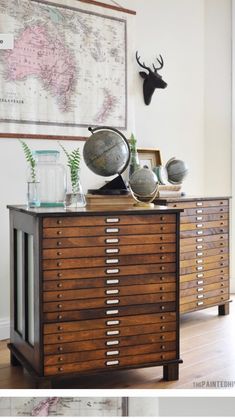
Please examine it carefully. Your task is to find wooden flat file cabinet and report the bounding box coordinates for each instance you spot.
[8,205,182,388]
[155,197,230,315]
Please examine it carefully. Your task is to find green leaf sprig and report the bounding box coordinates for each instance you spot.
[19,140,36,182]
[59,142,81,194]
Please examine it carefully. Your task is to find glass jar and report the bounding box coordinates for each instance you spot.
[34,150,66,207]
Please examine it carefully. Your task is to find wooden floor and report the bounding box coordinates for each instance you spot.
[0,299,234,389]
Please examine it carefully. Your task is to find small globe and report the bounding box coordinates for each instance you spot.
[166,157,189,184]
[129,167,158,198]
[83,127,130,177]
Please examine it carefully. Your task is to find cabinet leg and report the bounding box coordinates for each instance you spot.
[36,379,52,389]
[163,363,179,381]
[218,302,230,316]
[10,352,22,367]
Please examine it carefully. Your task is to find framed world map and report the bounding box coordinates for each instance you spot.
[0,0,136,140]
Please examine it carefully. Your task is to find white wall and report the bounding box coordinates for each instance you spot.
[0,0,232,338]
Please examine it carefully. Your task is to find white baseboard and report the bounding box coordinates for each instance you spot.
[0,317,10,340]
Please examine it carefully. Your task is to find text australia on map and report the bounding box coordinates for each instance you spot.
[0,0,127,129]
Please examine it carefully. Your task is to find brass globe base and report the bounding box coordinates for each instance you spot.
[133,201,155,208]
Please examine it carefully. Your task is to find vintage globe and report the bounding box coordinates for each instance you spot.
[166,157,189,184]
[83,127,130,177]
[129,167,158,204]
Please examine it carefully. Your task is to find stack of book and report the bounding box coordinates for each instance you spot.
[86,193,136,206]
[157,184,183,198]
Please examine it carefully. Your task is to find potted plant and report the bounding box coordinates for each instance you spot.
[129,133,140,177]
[59,142,86,208]
[20,140,40,207]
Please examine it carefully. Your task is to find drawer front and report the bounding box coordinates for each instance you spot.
[181,212,228,224]
[180,238,228,254]
[180,281,228,297]
[180,227,228,239]
[180,287,229,304]
[43,233,176,249]
[43,223,176,238]
[43,282,176,302]
[44,312,176,335]
[44,350,177,376]
[180,275,229,290]
[180,205,229,216]
[44,332,176,359]
[180,233,228,248]
[180,253,228,269]
[180,246,228,260]
[43,263,176,281]
[180,259,228,275]
[44,341,177,366]
[43,301,176,322]
[44,322,176,348]
[43,292,176,312]
[43,214,176,228]
[43,273,177,291]
[43,243,176,259]
[168,199,228,209]
[180,267,228,283]
[43,253,176,270]
[180,294,229,313]
[180,220,228,232]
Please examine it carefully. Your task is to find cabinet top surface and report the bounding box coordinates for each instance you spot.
[155,195,230,203]
[7,204,182,217]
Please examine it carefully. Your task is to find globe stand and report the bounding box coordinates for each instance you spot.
[129,185,159,208]
[88,175,129,195]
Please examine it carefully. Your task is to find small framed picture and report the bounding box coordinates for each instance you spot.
[137,148,162,169]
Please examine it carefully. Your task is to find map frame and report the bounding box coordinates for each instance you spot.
[0,0,136,140]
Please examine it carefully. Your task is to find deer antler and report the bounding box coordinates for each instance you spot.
[155,54,164,71]
[136,51,151,72]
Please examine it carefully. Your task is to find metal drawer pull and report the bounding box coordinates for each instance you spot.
[196,238,203,242]
[197,266,203,271]
[106,330,119,336]
[106,289,119,295]
[106,228,119,233]
[106,340,119,346]
[196,209,203,213]
[197,273,204,278]
[105,238,119,244]
[106,360,119,366]
[196,259,203,264]
[106,320,120,326]
[197,202,203,206]
[197,301,204,306]
[106,218,120,223]
[106,309,119,315]
[197,280,204,285]
[106,299,119,305]
[106,259,119,264]
[197,294,204,299]
[106,269,119,274]
[196,216,203,221]
[196,224,203,228]
[197,287,204,292]
[197,230,203,235]
[106,248,119,254]
[106,279,119,285]
[197,252,203,256]
[106,350,119,356]
[196,245,203,249]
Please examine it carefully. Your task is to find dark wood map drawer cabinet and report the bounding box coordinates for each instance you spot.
[7,205,182,388]
[155,197,230,315]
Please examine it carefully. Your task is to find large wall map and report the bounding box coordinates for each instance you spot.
[0,397,125,416]
[0,0,127,131]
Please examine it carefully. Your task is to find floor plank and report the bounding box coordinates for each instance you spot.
[0,299,234,389]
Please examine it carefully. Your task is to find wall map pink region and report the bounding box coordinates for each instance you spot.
[4,25,76,112]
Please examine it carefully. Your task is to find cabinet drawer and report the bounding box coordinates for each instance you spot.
[180,260,228,275]
[44,341,177,366]
[43,233,176,249]
[180,276,229,290]
[44,322,177,348]
[180,253,228,268]
[43,301,176,322]
[180,206,229,216]
[43,282,176,302]
[43,292,176,312]
[180,294,229,313]
[43,273,176,291]
[180,246,228,260]
[43,253,176,270]
[43,224,176,238]
[180,220,228,232]
[44,350,177,376]
[43,263,176,281]
[180,267,228,283]
[168,199,228,209]
[180,227,228,239]
[43,243,176,259]
[44,312,176,335]
[180,233,228,248]
[180,287,229,304]
[180,281,228,297]
[180,212,228,224]
[43,214,176,228]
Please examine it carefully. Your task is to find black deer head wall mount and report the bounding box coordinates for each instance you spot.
[136,51,167,105]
